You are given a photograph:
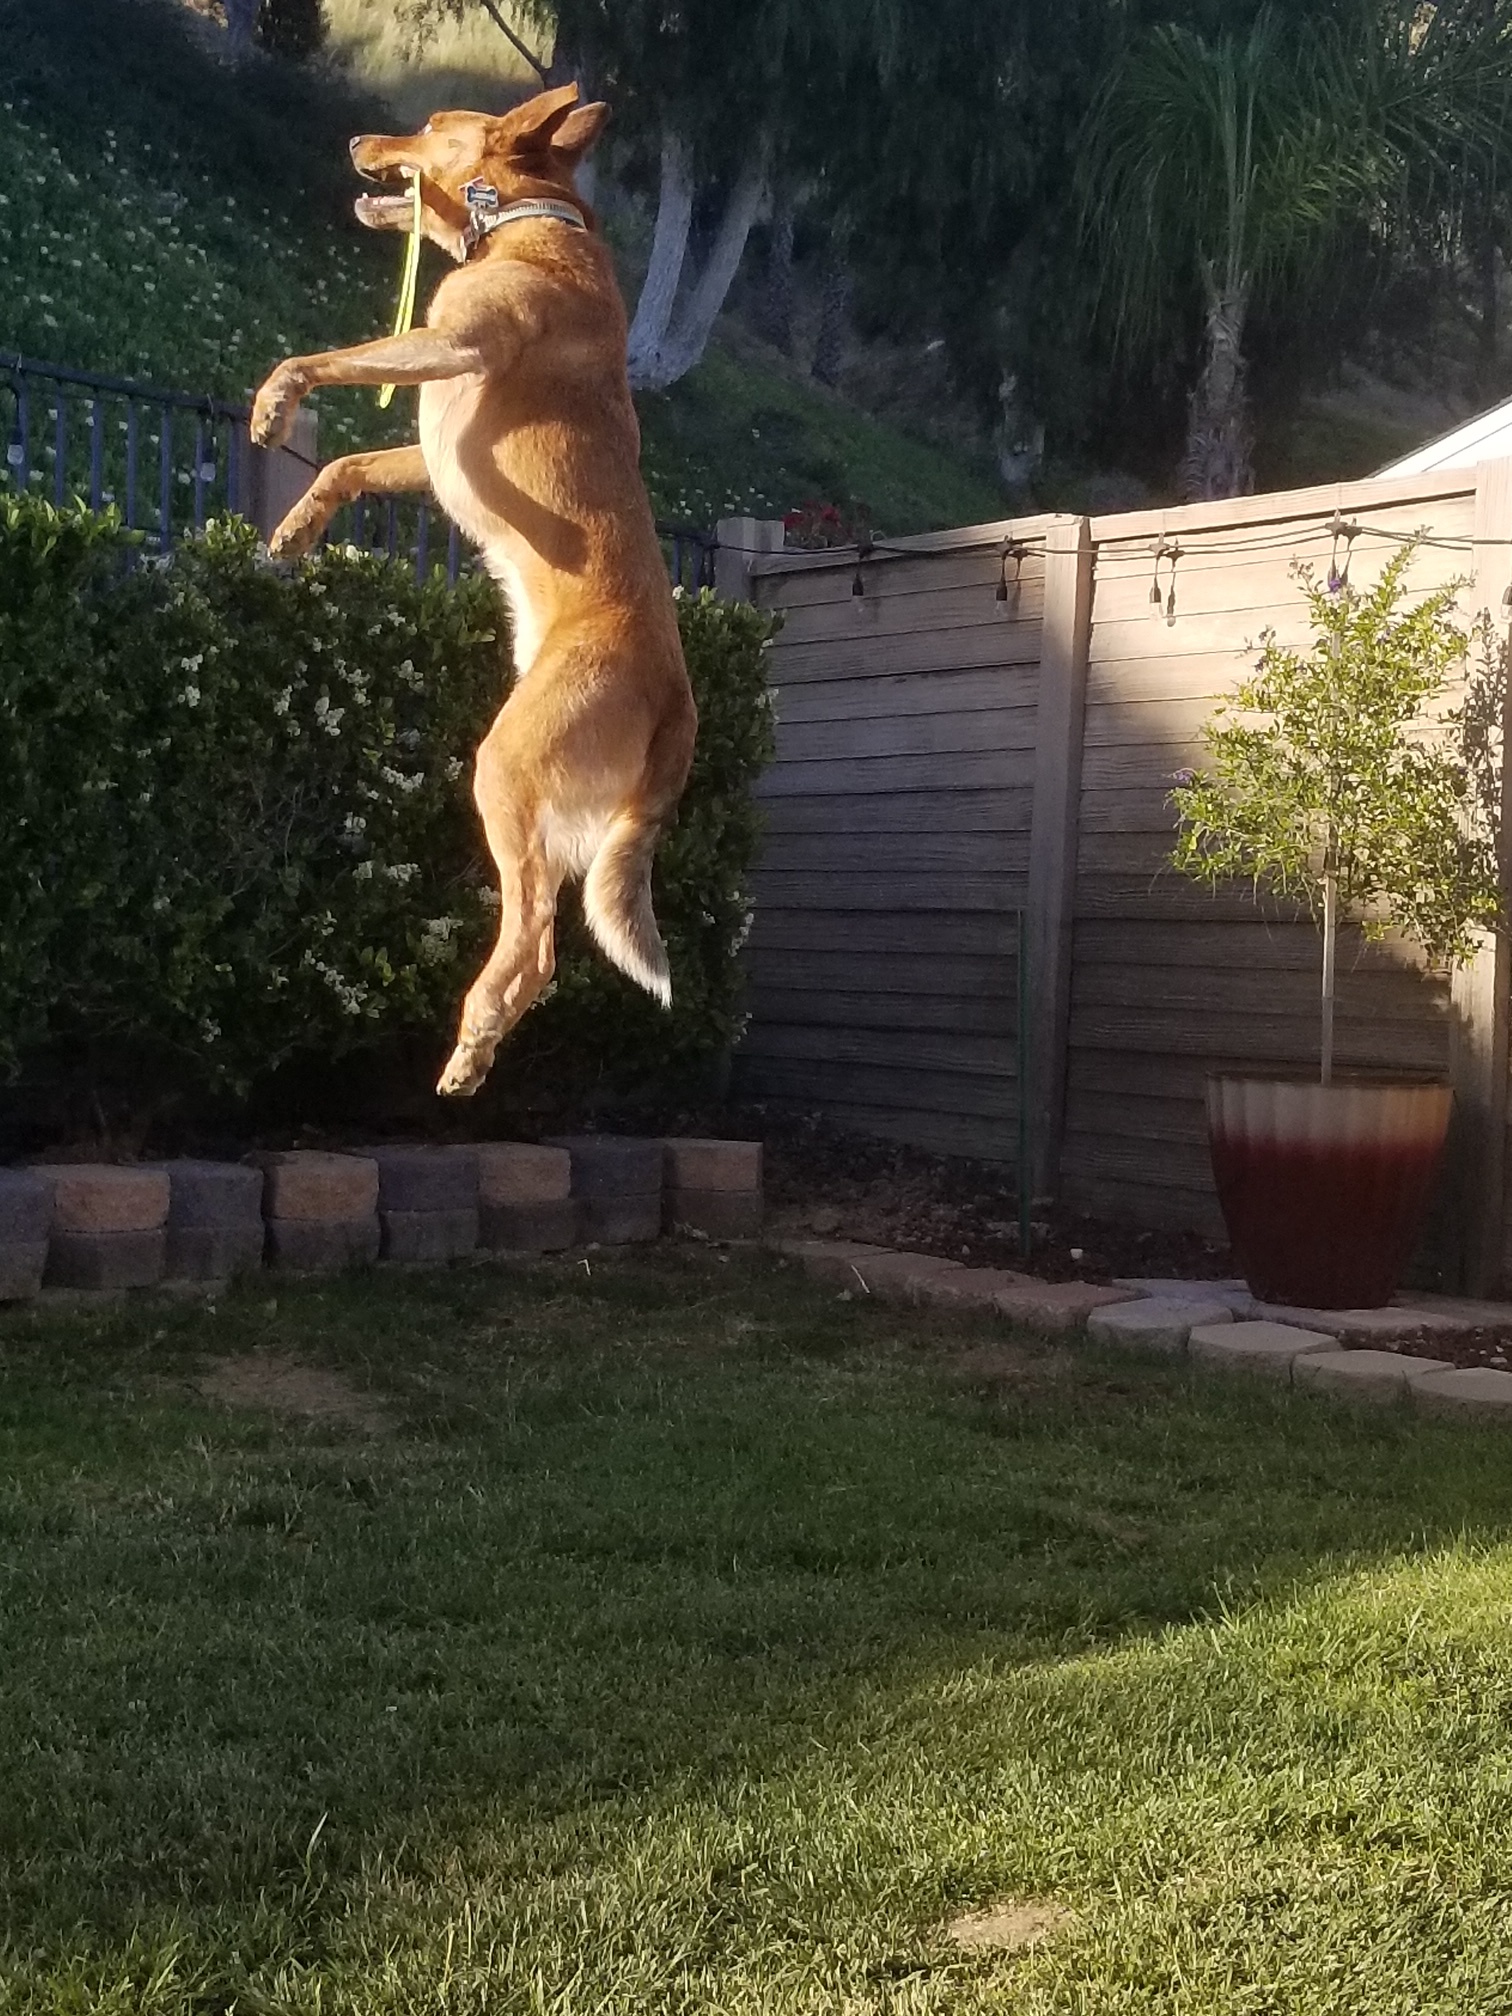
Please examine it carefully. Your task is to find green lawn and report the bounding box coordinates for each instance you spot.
[4,1248,1512,2013]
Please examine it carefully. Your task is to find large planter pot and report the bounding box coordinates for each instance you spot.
[1206,1076,1453,1309]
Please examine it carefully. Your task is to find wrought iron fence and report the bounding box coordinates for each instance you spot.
[0,353,718,590]
[1,353,245,545]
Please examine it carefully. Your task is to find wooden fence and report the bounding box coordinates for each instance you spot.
[725,463,1512,1293]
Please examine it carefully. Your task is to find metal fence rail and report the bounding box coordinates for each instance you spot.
[1,352,246,545]
[0,352,717,590]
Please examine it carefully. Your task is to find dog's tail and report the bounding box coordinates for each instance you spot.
[582,812,673,1007]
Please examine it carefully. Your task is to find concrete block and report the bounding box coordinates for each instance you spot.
[768,1238,890,1269]
[1112,1277,1257,1314]
[0,1242,48,1301]
[1293,1348,1448,1402]
[1412,1365,1512,1420]
[264,1215,380,1274]
[155,1159,264,1231]
[358,1144,479,1215]
[1189,1319,1336,1379]
[479,1197,579,1253]
[0,1170,54,1245]
[661,1138,763,1193]
[991,1279,1137,1333]
[45,1228,165,1290]
[909,1267,1041,1310]
[1088,1297,1236,1354]
[380,1208,479,1264]
[476,1142,572,1205]
[546,1135,663,1200]
[800,1246,963,1295]
[165,1223,266,1283]
[1396,1292,1512,1327]
[1250,1302,1469,1343]
[579,1194,662,1245]
[663,1187,763,1240]
[31,1164,169,1235]
[247,1151,378,1222]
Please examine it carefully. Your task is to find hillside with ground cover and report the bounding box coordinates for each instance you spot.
[0,0,1004,534]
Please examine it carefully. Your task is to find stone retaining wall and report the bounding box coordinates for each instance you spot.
[0,1137,764,1301]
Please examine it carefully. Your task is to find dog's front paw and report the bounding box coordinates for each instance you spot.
[250,363,308,450]
[267,497,325,562]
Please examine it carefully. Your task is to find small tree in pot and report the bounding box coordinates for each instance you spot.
[1170,538,1504,1306]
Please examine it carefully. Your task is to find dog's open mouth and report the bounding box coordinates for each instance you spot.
[352,159,420,229]
[354,190,417,228]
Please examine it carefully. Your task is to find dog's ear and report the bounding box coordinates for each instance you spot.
[549,101,610,165]
[495,82,581,154]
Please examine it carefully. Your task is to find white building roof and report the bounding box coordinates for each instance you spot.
[1376,395,1512,477]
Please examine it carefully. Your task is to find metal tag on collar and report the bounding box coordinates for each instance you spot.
[463,178,500,213]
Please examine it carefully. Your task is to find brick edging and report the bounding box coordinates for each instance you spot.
[767,1239,1512,1425]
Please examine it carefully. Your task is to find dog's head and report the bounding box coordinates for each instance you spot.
[349,83,609,260]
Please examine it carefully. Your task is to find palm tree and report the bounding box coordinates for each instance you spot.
[1078,2,1512,501]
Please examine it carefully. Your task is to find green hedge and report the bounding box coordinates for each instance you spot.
[0,499,775,1128]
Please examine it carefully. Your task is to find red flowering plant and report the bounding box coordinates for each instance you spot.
[782,499,874,551]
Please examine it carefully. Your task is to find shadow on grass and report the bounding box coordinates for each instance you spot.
[3,1247,1512,2009]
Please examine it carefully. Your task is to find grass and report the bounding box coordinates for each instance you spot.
[323,0,538,124]
[0,0,1002,533]
[4,1246,1512,2012]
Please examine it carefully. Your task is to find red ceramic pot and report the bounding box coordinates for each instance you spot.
[1206,1076,1452,1310]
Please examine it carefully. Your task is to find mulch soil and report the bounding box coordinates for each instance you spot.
[743,1108,1231,1284]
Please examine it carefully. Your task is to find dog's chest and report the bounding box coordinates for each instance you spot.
[417,377,484,522]
[419,377,543,673]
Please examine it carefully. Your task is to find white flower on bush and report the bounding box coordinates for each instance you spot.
[379,764,425,794]
[313,694,345,736]
[353,859,374,882]
[732,907,755,951]
[476,885,502,910]
[381,861,419,885]
[418,915,460,963]
[396,656,424,691]
[302,950,369,1016]
[179,685,201,707]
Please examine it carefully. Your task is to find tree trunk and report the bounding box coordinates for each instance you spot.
[755,184,796,353]
[224,0,258,56]
[1181,282,1253,501]
[653,146,769,387]
[626,129,696,388]
[811,238,852,388]
[1479,219,1499,385]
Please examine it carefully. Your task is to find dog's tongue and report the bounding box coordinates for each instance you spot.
[354,192,414,228]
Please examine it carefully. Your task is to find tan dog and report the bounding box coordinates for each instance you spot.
[249,85,697,1097]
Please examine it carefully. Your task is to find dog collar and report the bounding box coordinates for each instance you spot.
[462,191,587,255]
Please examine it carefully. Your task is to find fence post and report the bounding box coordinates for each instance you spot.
[714,515,785,601]
[1025,513,1094,1201]
[235,406,319,542]
[1449,457,1512,1294]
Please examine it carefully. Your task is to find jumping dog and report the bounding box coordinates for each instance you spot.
[250,84,697,1097]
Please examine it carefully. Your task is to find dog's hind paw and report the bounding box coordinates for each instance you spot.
[436,1041,490,1098]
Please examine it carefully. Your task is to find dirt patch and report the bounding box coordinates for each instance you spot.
[749,1112,1230,1287]
[947,1900,1076,1952]
[197,1351,390,1435]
